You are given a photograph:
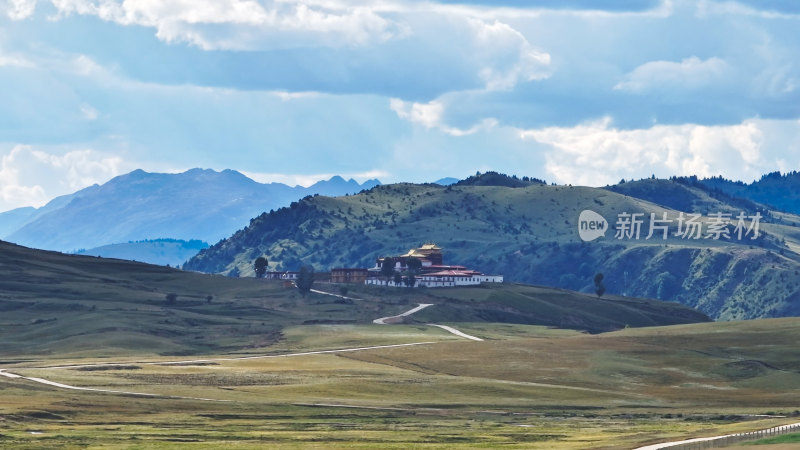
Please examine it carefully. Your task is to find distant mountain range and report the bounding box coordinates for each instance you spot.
[696,171,800,216]
[0,169,380,259]
[184,172,800,321]
[74,239,210,267]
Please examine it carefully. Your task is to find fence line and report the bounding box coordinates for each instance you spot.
[635,422,800,450]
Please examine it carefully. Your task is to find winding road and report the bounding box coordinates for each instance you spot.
[3,295,794,448]
[372,303,484,341]
[0,342,436,399]
[0,302,481,399]
[373,303,434,324]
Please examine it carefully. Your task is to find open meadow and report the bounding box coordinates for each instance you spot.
[2,242,799,448]
[3,319,800,449]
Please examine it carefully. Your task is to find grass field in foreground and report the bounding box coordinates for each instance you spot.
[2,319,800,449]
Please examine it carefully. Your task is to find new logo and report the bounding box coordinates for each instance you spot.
[578,210,608,242]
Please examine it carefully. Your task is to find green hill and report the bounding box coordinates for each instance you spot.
[699,172,800,216]
[0,240,707,357]
[185,174,800,321]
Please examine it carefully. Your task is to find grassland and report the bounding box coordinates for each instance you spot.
[3,318,800,449]
[2,240,798,448]
[0,239,708,360]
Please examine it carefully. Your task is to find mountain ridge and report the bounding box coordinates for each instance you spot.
[184,173,800,321]
[2,169,381,254]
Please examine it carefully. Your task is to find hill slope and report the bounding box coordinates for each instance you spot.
[3,169,380,253]
[699,172,800,216]
[185,175,800,321]
[0,239,708,357]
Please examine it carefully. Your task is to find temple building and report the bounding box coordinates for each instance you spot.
[330,268,369,284]
[365,243,503,288]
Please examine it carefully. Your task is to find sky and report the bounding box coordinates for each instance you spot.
[1,0,799,212]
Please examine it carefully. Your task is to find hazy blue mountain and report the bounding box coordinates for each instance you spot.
[433,177,459,185]
[306,176,380,196]
[697,172,800,216]
[4,169,381,253]
[606,177,768,215]
[0,207,36,238]
[74,239,209,267]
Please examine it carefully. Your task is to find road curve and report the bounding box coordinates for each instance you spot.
[373,303,434,324]
[427,324,483,341]
[0,368,223,401]
[373,304,484,341]
[0,342,437,399]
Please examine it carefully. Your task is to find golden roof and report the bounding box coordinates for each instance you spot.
[400,243,441,258]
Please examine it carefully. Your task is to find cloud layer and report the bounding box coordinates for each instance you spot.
[1,0,800,210]
[0,145,130,210]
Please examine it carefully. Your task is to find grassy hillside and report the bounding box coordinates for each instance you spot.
[3,239,799,449]
[700,172,800,216]
[606,177,767,215]
[0,240,706,358]
[185,175,800,321]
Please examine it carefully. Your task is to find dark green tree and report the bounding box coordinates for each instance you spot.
[381,257,395,282]
[165,293,177,305]
[254,256,268,278]
[393,271,403,286]
[594,272,606,298]
[403,274,417,287]
[297,265,315,297]
[406,257,422,274]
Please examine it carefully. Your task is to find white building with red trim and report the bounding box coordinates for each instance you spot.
[364,244,503,288]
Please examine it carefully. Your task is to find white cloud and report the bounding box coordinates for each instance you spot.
[0,145,130,210]
[614,56,729,93]
[469,18,551,91]
[390,98,498,136]
[696,0,800,19]
[0,46,35,68]
[272,90,320,101]
[390,98,444,129]
[80,103,98,120]
[1,0,37,20]
[47,0,398,49]
[520,117,798,186]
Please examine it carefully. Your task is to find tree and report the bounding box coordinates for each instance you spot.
[403,274,417,287]
[406,257,422,274]
[594,272,606,298]
[254,256,268,278]
[393,271,403,286]
[381,257,395,282]
[297,265,315,297]
[165,293,177,305]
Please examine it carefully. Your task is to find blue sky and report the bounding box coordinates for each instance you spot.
[1,0,799,212]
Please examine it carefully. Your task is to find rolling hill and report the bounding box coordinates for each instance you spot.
[184,173,800,321]
[0,239,708,358]
[1,168,380,254]
[697,171,800,217]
